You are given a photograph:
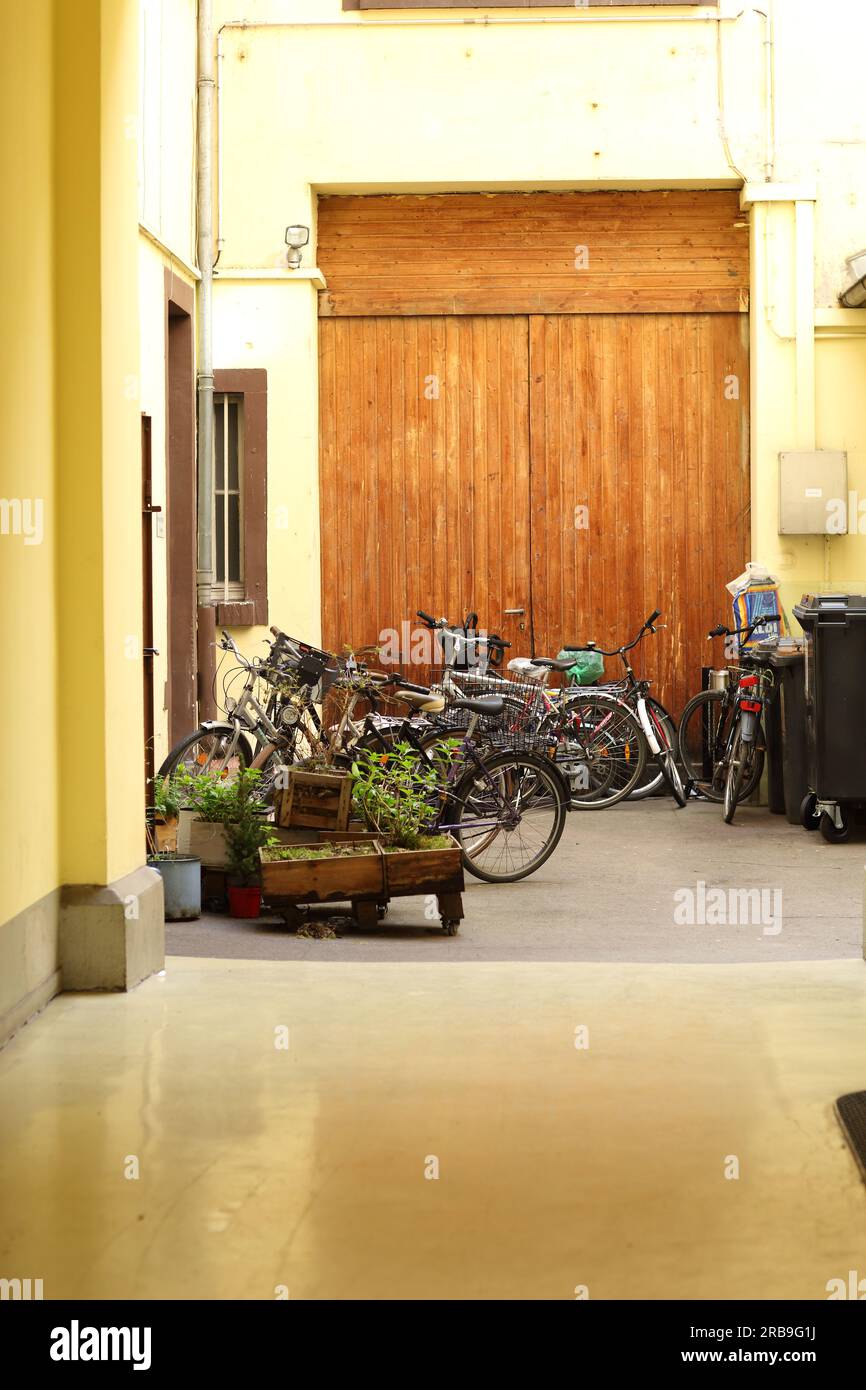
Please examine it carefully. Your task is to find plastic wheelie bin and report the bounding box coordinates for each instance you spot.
[749,642,809,825]
[793,593,866,842]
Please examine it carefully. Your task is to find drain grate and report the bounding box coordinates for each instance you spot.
[836,1092,866,1182]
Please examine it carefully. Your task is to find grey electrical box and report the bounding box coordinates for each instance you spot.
[779,451,848,534]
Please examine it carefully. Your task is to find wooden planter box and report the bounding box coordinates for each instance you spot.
[182,819,229,869]
[153,816,178,854]
[260,840,385,902]
[277,769,352,832]
[260,835,465,936]
[383,837,464,898]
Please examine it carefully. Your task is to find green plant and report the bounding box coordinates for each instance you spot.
[174,767,242,823]
[224,767,277,885]
[151,773,184,822]
[351,743,438,849]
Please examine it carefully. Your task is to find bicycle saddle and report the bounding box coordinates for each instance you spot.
[530,657,575,673]
[396,688,446,713]
[449,695,505,717]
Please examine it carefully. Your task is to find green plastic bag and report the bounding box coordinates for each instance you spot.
[557,648,604,686]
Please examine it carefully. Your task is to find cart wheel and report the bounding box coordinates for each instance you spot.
[799,793,821,831]
[441,918,460,936]
[377,904,389,921]
[820,808,851,844]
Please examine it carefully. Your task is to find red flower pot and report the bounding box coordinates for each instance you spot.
[227,885,262,919]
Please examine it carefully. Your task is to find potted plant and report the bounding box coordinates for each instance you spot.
[224,767,277,918]
[350,745,465,931]
[174,767,243,867]
[149,772,183,853]
[146,808,201,921]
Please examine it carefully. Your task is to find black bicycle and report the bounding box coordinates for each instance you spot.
[677,615,780,815]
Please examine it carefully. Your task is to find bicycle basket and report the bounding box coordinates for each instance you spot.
[266,635,338,695]
[428,667,547,750]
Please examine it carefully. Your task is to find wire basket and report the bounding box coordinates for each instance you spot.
[426,667,548,750]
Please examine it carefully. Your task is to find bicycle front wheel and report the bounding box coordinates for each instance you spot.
[628,699,677,800]
[445,750,568,883]
[548,694,646,809]
[723,728,756,824]
[157,728,253,784]
[643,700,687,808]
[679,691,763,804]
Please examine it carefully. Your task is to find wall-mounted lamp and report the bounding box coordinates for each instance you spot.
[285,224,310,270]
[839,249,866,308]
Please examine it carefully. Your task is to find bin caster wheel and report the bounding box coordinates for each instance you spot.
[799,793,820,831]
[441,919,460,936]
[377,904,389,921]
[820,808,850,844]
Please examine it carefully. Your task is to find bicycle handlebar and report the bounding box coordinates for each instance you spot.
[563,611,663,659]
[707,614,781,641]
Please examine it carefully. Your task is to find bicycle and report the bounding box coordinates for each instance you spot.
[677,615,779,816]
[563,611,688,807]
[399,609,647,809]
[357,672,571,884]
[157,628,353,795]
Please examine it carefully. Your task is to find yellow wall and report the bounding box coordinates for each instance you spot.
[0,1,59,927]
[1,0,146,960]
[200,0,866,662]
[136,0,198,770]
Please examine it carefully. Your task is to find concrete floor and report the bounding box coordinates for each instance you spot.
[2,954,866,1300]
[168,801,865,963]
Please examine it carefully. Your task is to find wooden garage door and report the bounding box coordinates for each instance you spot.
[529,313,749,718]
[318,193,750,713]
[319,315,532,670]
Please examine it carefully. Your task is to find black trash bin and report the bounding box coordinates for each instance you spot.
[749,643,808,823]
[792,593,866,842]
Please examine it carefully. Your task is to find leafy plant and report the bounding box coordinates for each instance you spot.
[351,743,438,849]
[151,773,184,822]
[223,767,277,885]
[174,767,243,823]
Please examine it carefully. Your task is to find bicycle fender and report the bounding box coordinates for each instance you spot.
[200,720,237,735]
[739,710,757,743]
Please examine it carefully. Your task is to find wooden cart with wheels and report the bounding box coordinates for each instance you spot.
[259,836,465,936]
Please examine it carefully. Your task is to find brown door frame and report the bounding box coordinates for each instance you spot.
[164,269,197,746]
[141,414,159,810]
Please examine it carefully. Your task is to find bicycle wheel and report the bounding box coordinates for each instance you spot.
[546,694,646,809]
[644,700,688,808]
[157,728,253,784]
[628,699,677,800]
[723,728,756,824]
[445,750,568,883]
[679,691,764,804]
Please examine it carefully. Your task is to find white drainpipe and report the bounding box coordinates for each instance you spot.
[196,0,215,603]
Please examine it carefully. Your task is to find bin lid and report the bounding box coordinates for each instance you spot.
[793,593,866,625]
[751,638,805,666]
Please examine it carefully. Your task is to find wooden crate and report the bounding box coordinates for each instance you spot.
[260,840,384,902]
[382,836,464,898]
[277,769,353,832]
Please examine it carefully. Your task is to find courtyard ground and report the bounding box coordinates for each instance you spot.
[167,800,864,963]
[2,800,864,1300]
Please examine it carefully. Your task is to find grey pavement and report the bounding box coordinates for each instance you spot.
[166,799,865,964]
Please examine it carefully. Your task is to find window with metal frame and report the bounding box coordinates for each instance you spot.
[212,392,244,603]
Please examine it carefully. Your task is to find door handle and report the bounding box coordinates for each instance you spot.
[504,608,525,616]
[143,647,160,657]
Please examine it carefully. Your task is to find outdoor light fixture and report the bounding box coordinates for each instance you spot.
[839,249,866,308]
[285,224,310,270]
